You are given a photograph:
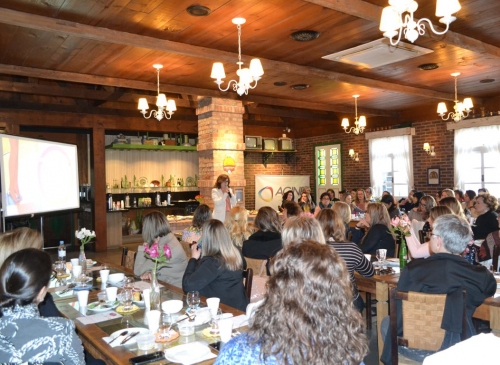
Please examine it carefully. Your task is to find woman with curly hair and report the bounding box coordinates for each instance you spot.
[224,206,253,249]
[471,193,499,240]
[215,240,368,365]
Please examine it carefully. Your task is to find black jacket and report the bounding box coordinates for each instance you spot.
[360,224,395,257]
[472,210,499,240]
[242,231,282,259]
[182,256,249,312]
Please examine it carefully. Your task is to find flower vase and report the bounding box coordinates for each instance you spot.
[150,264,161,311]
[79,245,87,272]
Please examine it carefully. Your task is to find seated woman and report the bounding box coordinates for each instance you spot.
[214,240,368,365]
[478,214,500,265]
[317,209,374,312]
[313,192,332,217]
[463,189,477,216]
[407,191,426,221]
[470,193,499,240]
[281,215,325,247]
[298,191,315,213]
[412,195,436,234]
[358,203,396,257]
[406,206,453,259]
[181,204,211,244]
[0,248,84,364]
[279,190,294,211]
[224,206,253,249]
[135,211,188,288]
[327,188,339,202]
[242,206,282,263]
[282,200,301,222]
[332,201,364,245]
[352,188,368,214]
[381,193,401,219]
[183,219,249,311]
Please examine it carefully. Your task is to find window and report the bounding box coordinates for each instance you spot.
[315,143,341,203]
[368,131,413,198]
[454,125,500,197]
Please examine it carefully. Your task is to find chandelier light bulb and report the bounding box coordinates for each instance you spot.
[211,18,264,96]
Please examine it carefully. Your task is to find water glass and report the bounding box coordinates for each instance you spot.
[159,312,173,338]
[376,249,387,266]
[186,291,200,311]
[209,308,223,335]
[118,289,133,311]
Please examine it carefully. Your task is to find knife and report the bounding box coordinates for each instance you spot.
[120,331,139,345]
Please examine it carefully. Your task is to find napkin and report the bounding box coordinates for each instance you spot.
[102,335,128,348]
[53,289,74,298]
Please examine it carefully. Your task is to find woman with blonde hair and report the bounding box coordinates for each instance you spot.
[134,211,188,288]
[281,215,325,247]
[317,209,374,312]
[359,203,396,257]
[439,196,466,219]
[183,219,248,311]
[215,240,368,365]
[224,206,253,249]
[353,188,368,214]
[333,201,364,244]
[0,227,43,264]
[242,206,282,263]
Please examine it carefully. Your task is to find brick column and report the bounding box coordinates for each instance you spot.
[196,97,246,210]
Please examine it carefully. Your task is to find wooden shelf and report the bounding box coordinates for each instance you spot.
[105,143,197,151]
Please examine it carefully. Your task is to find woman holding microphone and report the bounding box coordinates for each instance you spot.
[212,174,237,222]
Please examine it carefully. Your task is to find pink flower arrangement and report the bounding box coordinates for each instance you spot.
[143,240,172,271]
[390,214,411,237]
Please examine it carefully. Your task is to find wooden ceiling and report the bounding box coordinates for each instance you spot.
[0,0,499,136]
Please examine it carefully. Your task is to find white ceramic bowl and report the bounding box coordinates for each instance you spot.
[162,299,183,314]
[107,273,125,283]
[136,334,156,350]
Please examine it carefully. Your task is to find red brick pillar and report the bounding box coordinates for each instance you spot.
[196,97,246,210]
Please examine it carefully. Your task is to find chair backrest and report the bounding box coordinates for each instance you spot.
[244,257,268,277]
[121,247,137,270]
[493,244,500,273]
[390,287,467,365]
[242,268,253,299]
[179,241,192,259]
[418,230,426,244]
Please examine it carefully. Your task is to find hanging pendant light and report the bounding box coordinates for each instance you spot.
[341,95,367,135]
[138,64,176,121]
[437,72,473,123]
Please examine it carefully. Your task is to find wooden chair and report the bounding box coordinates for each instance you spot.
[418,230,426,244]
[493,244,500,272]
[389,287,468,365]
[244,257,268,277]
[121,247,137,270]
[179,241,193,259]
[242,268,253,300]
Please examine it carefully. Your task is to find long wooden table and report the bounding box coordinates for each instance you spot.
[355,272,500,365]
[52,264,244,365]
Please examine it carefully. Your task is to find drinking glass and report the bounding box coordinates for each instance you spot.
[54,260,68,286]
[101,262,109,271]
[186,291,200,311]
[118,289,133,311]
[209,308,223,335]
[159,313,173,339]
[376,249,387,267]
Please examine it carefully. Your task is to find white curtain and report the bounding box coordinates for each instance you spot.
[454,125,500,190]
[369,135,413,197]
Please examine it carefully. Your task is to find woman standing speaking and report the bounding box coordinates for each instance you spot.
[212,174,237,222]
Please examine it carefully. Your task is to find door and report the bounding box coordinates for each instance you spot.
[315,143,342,204]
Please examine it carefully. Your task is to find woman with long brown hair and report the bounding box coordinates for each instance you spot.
[212,173,237,222]
[215,240,368,365]
[359,203,396,257]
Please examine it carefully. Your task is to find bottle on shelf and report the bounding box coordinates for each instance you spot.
[167,191,171,205]
[107,193,113,211]
[58,240,66,263]
[155,192,161,206]
[125,193,130,208]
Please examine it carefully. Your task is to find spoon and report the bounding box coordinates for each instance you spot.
[109,330,128,344]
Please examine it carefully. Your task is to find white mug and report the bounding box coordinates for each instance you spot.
[99,269,110,283]
[106,287,118,302]
[70,258,79,267]
[219,318,234,343]
[72,265,82,278]
[206,297,220,316]
[77,290,89,307]
[147,310,161,333]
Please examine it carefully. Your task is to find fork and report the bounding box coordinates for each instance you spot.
[60,283,76,295]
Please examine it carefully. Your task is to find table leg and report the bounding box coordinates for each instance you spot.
[376,281,389,365]
[490,305,500,337]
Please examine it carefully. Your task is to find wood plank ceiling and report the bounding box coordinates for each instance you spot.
[0,0,499,136]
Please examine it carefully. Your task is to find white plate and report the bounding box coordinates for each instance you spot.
[164,342,210,364]
[87,300,119,312]
[109,327,149,346]
[87,261,97,268]
[133,300,145,307]
[177,307,211,326]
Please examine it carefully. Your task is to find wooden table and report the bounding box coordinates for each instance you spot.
[356,272,500,365]
[53,264,244,365]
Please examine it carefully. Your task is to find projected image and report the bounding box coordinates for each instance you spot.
[1,135,79,217]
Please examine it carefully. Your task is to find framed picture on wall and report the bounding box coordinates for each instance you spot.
[427,168,440,185]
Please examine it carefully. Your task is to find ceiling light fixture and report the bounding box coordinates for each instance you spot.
[379,0,461,46]
[342,95,366,135]
[211,18,264,96]
[349,149,360,162]
[423,143,436,157]
[138,64,176,121]
[437,72,473,122]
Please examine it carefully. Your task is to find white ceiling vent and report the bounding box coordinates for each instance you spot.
[322,38,433,69]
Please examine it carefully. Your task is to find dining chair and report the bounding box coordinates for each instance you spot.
[492,244,500,273]
[389,287,467,365]
[242,268,254,300]
[418,230,426,244]
[244,257,268,277]
[179,241,193,259]
[121,247,137,270]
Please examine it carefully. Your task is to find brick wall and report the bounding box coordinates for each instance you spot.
[243,119,456,209]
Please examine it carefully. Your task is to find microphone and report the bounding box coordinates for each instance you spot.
[228,190,232,198]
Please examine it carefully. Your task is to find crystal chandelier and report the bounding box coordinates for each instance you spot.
[211,18,264,96]
[379,0,461,46]
[341,95,366,135]
[437,72,473,122]
[138,64,176,121]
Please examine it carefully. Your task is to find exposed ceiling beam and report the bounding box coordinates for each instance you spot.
[304,0,500,57]
[0,7,455,101]
[246,105,338,121]
[0,64,394,116]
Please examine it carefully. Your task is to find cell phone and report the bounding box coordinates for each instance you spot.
[129,351,165,365]
[209,341,221,351]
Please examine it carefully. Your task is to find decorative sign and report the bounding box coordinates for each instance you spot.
[255,175,310,210]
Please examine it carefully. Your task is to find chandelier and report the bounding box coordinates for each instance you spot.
[211,18,264,96]
[138,64,176,121]
[379,0,461,46]
[423,143,436,157]
[349,149,360,162]
[437,72,473,122]
[341,95,366,135]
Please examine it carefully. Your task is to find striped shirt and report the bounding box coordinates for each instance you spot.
[327,239,375,298]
